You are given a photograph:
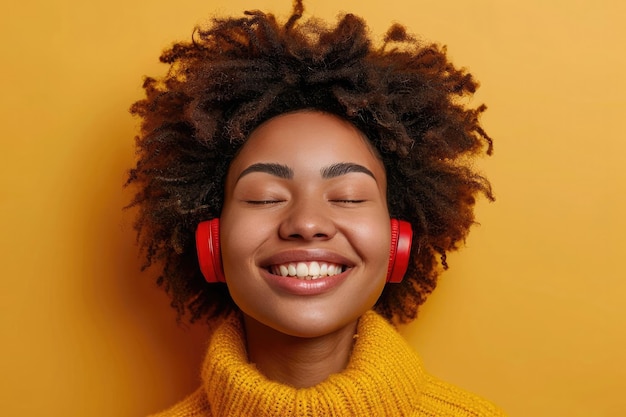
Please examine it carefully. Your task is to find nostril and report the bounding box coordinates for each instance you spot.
[287,232,329,240]
[281,218,336,241]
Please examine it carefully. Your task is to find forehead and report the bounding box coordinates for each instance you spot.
[228,111,385,177]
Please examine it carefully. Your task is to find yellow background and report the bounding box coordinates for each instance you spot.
[1,0,625,415]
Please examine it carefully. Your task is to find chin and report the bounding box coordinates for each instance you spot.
[251,307,367,339]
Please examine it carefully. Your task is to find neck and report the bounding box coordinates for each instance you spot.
[243,315,358,388]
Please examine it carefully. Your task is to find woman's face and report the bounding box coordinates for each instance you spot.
[220,111,390,338]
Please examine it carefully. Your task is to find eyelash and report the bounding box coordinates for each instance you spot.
[245,200,284,205]
[330,199,365,204]
[245,199,364,205]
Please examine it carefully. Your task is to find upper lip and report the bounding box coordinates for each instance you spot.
[259,249,355,268]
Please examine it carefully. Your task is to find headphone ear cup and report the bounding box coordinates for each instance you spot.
[196,219,225,283]
[387,219,413,283]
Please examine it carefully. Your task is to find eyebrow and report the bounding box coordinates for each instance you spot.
[236,162,376,182]
[321,162,376,181]
[237,163,294,181]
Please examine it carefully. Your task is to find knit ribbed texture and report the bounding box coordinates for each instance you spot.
[149,311,506,417]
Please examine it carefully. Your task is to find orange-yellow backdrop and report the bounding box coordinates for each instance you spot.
[1,1,625,416]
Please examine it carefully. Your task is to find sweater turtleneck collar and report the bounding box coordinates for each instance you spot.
[201,310,427,417]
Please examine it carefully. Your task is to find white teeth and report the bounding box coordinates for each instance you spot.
[296,263,308,277]
[270,261,344,279]
[279,265,288,277]
[309,261,320,276]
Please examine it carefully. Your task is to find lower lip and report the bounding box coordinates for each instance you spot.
[261,269,350,296]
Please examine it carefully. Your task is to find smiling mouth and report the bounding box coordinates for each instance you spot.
[268,261,347,280]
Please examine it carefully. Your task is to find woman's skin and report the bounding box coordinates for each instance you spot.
[220,111,392,388]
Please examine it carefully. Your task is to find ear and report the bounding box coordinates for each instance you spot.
[196,219,225,283]
[387,219,413,283]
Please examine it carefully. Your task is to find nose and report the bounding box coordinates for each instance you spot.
[278,197,337,241]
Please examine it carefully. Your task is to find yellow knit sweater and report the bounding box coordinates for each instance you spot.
[149,311,506,416]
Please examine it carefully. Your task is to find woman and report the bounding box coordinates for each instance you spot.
[128,1,505,415]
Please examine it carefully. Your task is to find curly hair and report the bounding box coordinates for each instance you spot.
[127,0,493,325]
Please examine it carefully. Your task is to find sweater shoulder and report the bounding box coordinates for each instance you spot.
[147,388,210,417]
[414,375,507,417]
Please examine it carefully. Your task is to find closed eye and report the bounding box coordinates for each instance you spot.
[329,199,366,204]
[245,200,285,205]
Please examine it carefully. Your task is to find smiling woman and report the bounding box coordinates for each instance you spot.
[127,0,504,415]
[221,111,390,348]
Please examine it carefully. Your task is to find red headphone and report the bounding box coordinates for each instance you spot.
[196,218,412,284]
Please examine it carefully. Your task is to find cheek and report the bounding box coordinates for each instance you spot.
[219,204,280,279]
[219,214,264,309]
[221,216,256,258]
[346,213,391,268]
[373,226,392,270]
